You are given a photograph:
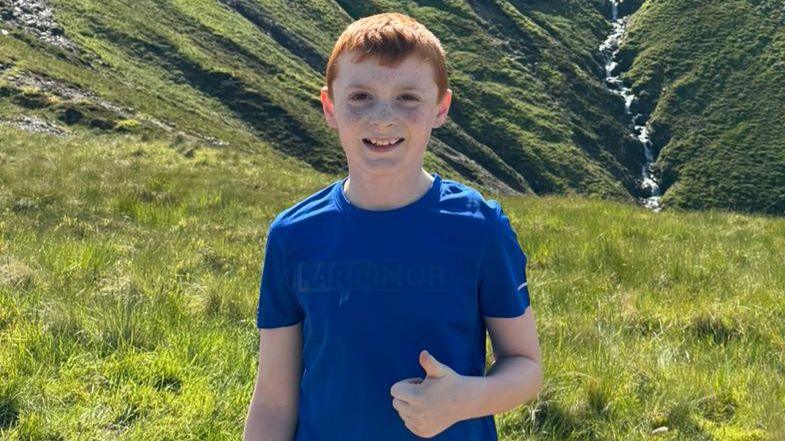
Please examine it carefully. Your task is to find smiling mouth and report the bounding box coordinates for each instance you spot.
[362,138,405,148]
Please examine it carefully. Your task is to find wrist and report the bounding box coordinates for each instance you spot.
[454,374,487,422]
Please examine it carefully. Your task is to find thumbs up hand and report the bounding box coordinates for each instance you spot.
[389,350,470,438]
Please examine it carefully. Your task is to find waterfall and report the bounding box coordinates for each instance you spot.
[599,0,663,212]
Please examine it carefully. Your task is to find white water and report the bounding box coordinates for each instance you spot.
[599,0,663,212]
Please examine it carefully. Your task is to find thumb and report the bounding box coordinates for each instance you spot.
[419,350,448,379]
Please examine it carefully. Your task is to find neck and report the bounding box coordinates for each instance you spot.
[343,168,435,210]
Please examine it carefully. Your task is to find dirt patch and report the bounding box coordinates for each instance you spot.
[5,70,134,115]
[1,69,226,145]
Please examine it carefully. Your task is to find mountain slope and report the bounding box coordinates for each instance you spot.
[3,0,782,214]
[616,0,785,214]
[1,0,644,202]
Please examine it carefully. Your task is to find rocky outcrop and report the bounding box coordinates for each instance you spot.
[0,114,69,136]
[0,0,78,51]
[1,67,226,146]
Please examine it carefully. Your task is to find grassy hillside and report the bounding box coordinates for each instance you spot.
[2,127,784,439]
[616,0,785,214]
[3,1,783,214]
[2,0,785,439]
[1,0,647,204]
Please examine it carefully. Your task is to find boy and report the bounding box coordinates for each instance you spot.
[244,12,542,441]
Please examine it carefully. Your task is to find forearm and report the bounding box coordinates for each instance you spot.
[458,356,543,420]
[243,403,298,441]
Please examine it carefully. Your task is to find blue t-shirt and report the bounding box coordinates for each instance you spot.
[256,172,531,441]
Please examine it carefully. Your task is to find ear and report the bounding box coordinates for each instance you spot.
[320,86,338,130]
[432,88,452,129]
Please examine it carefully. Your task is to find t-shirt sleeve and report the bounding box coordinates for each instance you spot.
[256,223,304,328]
[477,204,531,318]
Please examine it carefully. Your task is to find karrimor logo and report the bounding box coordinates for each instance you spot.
[293,260,450,293]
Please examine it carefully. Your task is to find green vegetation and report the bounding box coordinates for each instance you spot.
[2,0,785,438]
[3,1,783,213]
[1,0,646,203]
[618,0,785,214]
[2,127,783,439]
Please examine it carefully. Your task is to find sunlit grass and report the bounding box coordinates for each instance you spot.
[2,127,784,439]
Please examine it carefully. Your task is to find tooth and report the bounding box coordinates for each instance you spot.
[367,138,400,146]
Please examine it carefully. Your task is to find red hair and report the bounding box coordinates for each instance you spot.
[325,12,448,103]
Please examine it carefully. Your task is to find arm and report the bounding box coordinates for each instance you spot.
[467,205,542,416]
[461,306,543,419]
[389,307,542,437]
[243,322,303,441]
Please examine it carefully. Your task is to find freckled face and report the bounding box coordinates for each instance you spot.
[321,51,451,176]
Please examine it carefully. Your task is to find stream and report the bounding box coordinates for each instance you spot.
[599,0,663,212]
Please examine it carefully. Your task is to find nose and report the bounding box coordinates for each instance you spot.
[369,102,395,130]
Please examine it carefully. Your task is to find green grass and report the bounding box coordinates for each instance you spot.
[2,1,785,438]
[2,127,784,439]
[617,0,785,214]
[4,0,783,214]
[2,0,647,205]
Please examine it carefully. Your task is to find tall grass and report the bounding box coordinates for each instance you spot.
[1,127,783,439]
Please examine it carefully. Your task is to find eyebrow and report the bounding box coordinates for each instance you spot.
[346,83,423,92]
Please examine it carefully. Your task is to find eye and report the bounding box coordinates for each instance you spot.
[349,93,370,101]
[399,94,420,102]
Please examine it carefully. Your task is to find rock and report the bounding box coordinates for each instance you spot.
[651,426,669,435]
[0,0,78,52]
[0,115,70,136]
